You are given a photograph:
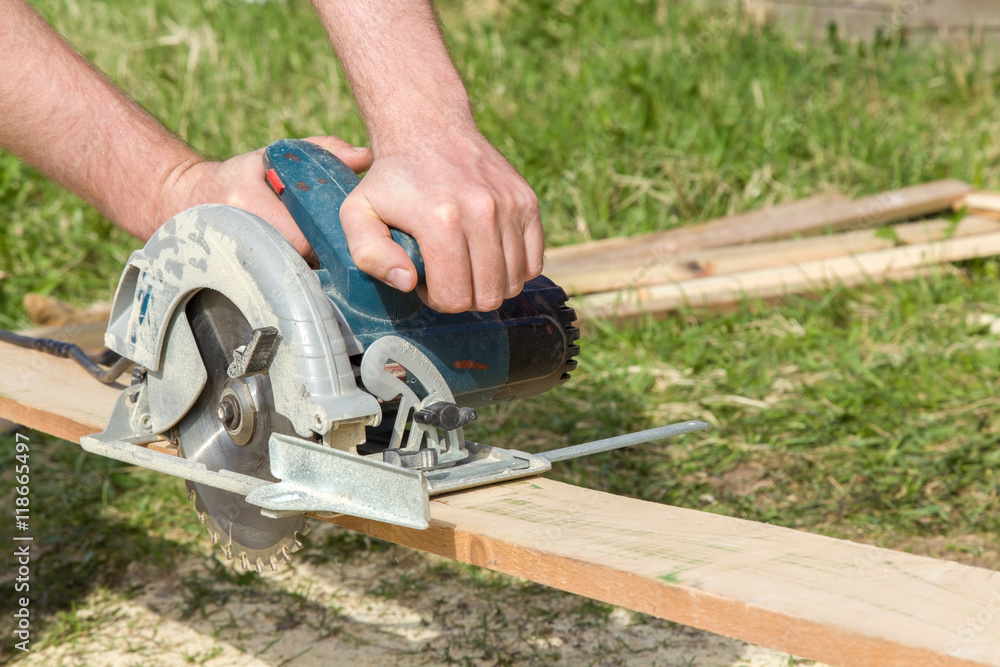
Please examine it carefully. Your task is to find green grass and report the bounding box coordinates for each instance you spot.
[2,0,1000,661]
[491,270,1000,542]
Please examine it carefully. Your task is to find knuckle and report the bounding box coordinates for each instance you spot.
[519,185,540,210]
[428,280,472,314]
[478,289,505,311]
[527,255,543,279]
[504,258,527,287]
[434,295,472,314]
[505,282,524,299]
[349,241,384,271]
[527,195,541,220]
[430,200,463,229]
[510,182,538,213]
[467,189,497,222]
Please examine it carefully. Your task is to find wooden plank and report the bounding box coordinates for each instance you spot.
[746,0,1000,39]
[577,227,1000,320]
[544,180,971,278]
[3,341,1000,666]
[0,352,120,443]
[329,481,1000,667]
[550,215,1000,295]
[962,192,1000,215]
[544,191,849,265]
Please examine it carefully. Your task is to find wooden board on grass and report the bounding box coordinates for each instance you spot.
[546,179,973,279]
[550,215,1000,295]
[2,339,1000,666]
[544,190,850,265]
[577,227,1000,321]
[962,192,1000,217]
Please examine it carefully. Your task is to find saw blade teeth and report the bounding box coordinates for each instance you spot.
[196,505,303,573]
[198,511,206,525]
[187,488,196,501]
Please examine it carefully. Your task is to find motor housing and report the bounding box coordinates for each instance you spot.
[264,139,581,410]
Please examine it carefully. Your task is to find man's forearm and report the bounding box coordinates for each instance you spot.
[0,0,542,313]
[309,0,543,313]
[0,0,199,238]
[311,0,476,155]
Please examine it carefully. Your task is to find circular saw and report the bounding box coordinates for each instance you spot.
[80,140,708,569]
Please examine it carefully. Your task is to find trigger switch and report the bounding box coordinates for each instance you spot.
[266,168,285,196]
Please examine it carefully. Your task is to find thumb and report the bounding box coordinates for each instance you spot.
[339,188,417,292]
[301,135,373,174]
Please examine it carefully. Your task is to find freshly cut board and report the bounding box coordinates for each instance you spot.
[2,339,999,667]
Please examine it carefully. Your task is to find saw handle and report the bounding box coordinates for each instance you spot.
[262,139,426,285]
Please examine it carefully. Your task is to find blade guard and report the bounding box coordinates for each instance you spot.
[99,204,381,441]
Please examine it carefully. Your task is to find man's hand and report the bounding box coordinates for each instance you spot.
[340,134,543,313]
[1,2,381,255]
[157,136,374,257]
[312,0,544,314]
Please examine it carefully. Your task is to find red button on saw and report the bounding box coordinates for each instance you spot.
[266,168,285,195]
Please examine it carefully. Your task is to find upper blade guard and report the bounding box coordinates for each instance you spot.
[99,204,380,444]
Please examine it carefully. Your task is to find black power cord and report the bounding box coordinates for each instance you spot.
[0,328,131,384]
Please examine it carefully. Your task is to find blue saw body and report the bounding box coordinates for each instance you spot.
[262,139,580,408]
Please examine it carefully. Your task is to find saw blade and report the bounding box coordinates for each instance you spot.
[173,289,309,572]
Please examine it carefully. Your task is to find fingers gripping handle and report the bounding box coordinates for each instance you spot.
[262,139,426,285]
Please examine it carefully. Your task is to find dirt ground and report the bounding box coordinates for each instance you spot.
[19,522,823,667]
